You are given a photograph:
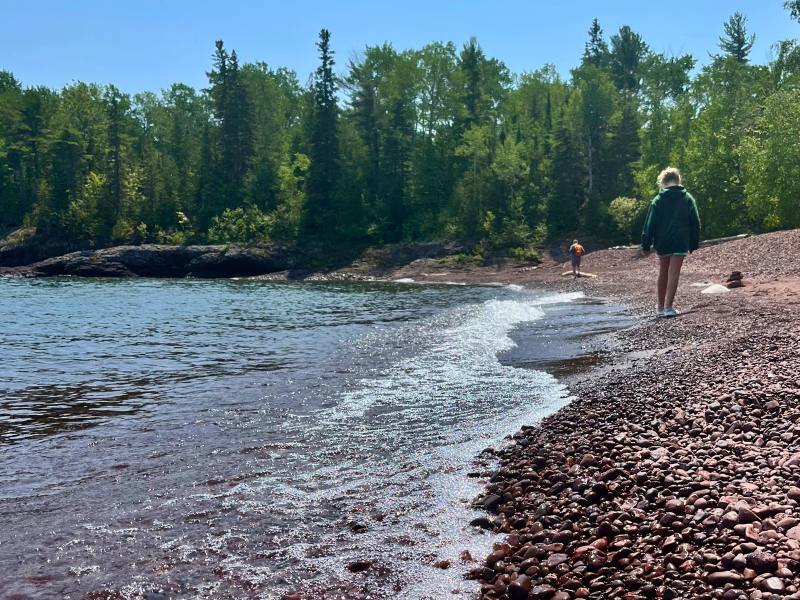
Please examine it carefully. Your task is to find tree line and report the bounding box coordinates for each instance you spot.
[1,7,800,257]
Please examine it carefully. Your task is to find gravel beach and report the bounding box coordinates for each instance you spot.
[441,230,800,599]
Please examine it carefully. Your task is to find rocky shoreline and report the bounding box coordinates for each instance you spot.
[6,227,800,600]
[458,230,800,599]
[0,240,469,279]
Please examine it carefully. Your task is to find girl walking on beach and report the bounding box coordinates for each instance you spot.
[640,167,701,318]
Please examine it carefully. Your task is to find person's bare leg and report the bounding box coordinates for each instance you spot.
[665,256,685,309]
[657,256,670,310]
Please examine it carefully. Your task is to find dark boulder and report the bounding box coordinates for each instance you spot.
[186,246,289,278]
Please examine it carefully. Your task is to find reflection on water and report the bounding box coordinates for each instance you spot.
[0,277,633,599]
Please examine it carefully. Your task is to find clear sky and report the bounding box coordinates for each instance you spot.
[1,1,797,94]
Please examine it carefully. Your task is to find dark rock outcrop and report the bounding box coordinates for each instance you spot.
[0,228,89,267]
[0,240,471,279]
[0,244,297,278]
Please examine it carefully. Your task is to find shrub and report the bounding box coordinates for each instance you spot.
[608,196,647,242]
[208,206,271,243]
[509,246,541,263]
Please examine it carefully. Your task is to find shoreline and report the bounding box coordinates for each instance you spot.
[454,230,800,599]
[5,230,800,599]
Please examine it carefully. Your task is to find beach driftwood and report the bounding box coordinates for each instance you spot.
[560,271,597,278]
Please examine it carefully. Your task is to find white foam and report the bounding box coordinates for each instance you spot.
[330,293,577,419]
[225,289,584,599]
[299,291,581,596]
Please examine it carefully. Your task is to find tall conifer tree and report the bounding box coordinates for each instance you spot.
[304,29,340,238]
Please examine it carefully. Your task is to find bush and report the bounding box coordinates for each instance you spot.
[742,88,800,231]
[155,228,190,245]
[608,196,647,242]
[509,246,541,263]
[208,206,272,243]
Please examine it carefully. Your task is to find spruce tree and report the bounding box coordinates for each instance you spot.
[583,19,610,69]
[549,116,584,233]
[208,41,252,211]
[304,28,340,239]
[225,49,252,203]
[608,94,641,198]
[101,85,131,239]
[460,38,484,128]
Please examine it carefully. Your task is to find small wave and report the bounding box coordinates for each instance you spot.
[285,291,582,597]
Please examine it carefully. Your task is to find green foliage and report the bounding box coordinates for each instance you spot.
[742,89,800,230]
[608,196,646,242]
[303,29,341,239]
[509,245,541,263]
[719,12,755,62]
[583,19,610,69]
[208,205,271,243]
[609,26,649,93]
[788,1,800,23]
[3,13,800,257]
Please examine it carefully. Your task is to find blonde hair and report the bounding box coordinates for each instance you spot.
[658,167,682,188]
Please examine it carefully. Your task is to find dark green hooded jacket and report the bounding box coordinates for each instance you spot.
[641,185,701,255]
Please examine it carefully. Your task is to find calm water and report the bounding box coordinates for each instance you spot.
[0,278,633,599]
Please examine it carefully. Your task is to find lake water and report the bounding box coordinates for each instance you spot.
[0,278,634,599]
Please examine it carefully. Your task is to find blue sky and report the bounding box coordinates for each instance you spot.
[1,1,797,94]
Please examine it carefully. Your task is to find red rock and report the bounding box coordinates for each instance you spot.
[745,550,777,575]
[508,575,532,600]
[530,584,556,599]
[760,576,785,593]
[544,553,568,568]
[738,506,759,524]
[708,570,743,585]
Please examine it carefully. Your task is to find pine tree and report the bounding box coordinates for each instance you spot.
[304,28,341,238]
[196,122,219,230]
[719,12,755,63]
[345,52,382,231]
